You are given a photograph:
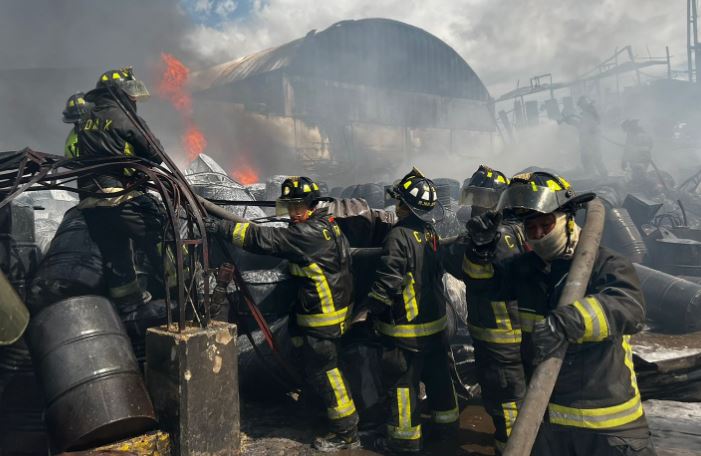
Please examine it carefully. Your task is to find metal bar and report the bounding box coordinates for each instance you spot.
[503,198,606,456]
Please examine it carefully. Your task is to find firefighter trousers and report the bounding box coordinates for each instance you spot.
[381,344,459,452]
[473,340,527,451]
[532,421,656,456]
[83,193,165,309]
[300,334,359,434]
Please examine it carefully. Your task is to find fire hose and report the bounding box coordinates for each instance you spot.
[503,198,606,456]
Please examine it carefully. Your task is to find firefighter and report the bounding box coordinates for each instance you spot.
[464,172,655,455]
[206,176,360,452]
[77,68,166,313]
[442,165,527,454]
[356,168,459,454]
[621,119,653,180]
[62,92,91,159]
[563,97,607,177]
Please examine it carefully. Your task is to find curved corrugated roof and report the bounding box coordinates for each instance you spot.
[192,18,490,100]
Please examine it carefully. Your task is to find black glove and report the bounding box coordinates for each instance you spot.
[532,316,566,364]
[532,304,586,363]
[467,210,502,246]
[204,217,228,238]
[351,295,389,325]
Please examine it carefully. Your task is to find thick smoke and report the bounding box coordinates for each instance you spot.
[0,0,194,155]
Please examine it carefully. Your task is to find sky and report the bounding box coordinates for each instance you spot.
[0,0,688,96]
[178,0,689,96]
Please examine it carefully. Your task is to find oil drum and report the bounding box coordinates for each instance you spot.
[603,207,648,264]
[27,295,156,451]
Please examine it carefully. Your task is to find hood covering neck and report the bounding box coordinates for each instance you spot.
[528,212,580,262]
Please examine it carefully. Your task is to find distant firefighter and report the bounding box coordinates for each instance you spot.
[61,92,92,159]
[563,97,607,177]
[621,119,653,176]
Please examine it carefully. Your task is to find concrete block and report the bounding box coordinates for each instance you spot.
[146,321,239,456]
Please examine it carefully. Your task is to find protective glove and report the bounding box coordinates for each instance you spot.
[532,316,566,364]
[532,304,586,363]
[466,210,502,246]
[204,217,229,238]
[351,295,389,325]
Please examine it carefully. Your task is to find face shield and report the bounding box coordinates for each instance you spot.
[459,186,501,209]
[496,185,569,220]
[121,79,151,101]
[275,198,309,219]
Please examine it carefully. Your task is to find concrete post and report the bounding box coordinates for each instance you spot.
[146,321,239,456]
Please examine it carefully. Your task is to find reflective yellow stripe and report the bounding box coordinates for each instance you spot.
[402,272,418,322]
[289,262,336,314]
[296,306,350,328]
[108,279,141,298]
[326,368,356,420]
[572,296,609,342]
[388,387,421,440]
[377,316,447,338]
[231,222,250,247]
[432,383,459,424]
[123,141,135,176]
[548,336,643,429]
[468,324,522,344]
[463,257,494,279]
[503,402,519,436]
[492,301,512,330]
[519,311,545,333]
[368,290,393,306]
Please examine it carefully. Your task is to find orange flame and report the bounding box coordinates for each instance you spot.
[158,52,192,113]
[230,165,259,185]
[183,124,208,161]
[157,52,207,159]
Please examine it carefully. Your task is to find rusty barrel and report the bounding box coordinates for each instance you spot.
[27,295,156,451]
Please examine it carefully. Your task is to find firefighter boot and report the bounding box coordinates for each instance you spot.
[312,428,361,452]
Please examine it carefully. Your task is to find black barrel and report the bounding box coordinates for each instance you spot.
[634,264,701,333]
[603,207,648,264]
[27,295,156,451]
[26,208,104,313]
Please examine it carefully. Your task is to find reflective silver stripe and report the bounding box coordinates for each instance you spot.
[462,257,494,279]
[231,223,250,247]
[572,296,609,342]
[502,401,518,436]
[402,272,418,321]
[432,407,459,424]
[296,306,350,328]
[108,279,141,298]
[376,316,447,338]
[518,310,545,333]
[289,262,336,314]
[388,387,421,440]
[548,336,643,429]
[326,368,356,420]
[468,324,522,344]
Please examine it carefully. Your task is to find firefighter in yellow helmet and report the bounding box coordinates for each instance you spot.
[442,165,528,454]
[463,171,655,455]
[207,176,360,452]
[77,68,166,315]
[62,92,92,159]
[356,168,459,454]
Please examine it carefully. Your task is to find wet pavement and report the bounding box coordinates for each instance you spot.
[240,394,701,455]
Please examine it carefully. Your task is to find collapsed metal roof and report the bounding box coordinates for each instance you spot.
[191,18,491,101]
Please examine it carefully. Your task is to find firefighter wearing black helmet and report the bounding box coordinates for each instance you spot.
[207,176,360,452]
[442,165,527,453]
[464,172,655,455]
[62,92,92,159]
[355,168,458,454]
[77,68,166,314]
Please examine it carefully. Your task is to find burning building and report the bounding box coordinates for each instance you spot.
[190,18,496,185]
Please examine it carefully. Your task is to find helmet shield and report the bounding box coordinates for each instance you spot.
[0,271,29,346]
[120,79,150,101]
[459,186,500,208]
[497,185,568,219]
